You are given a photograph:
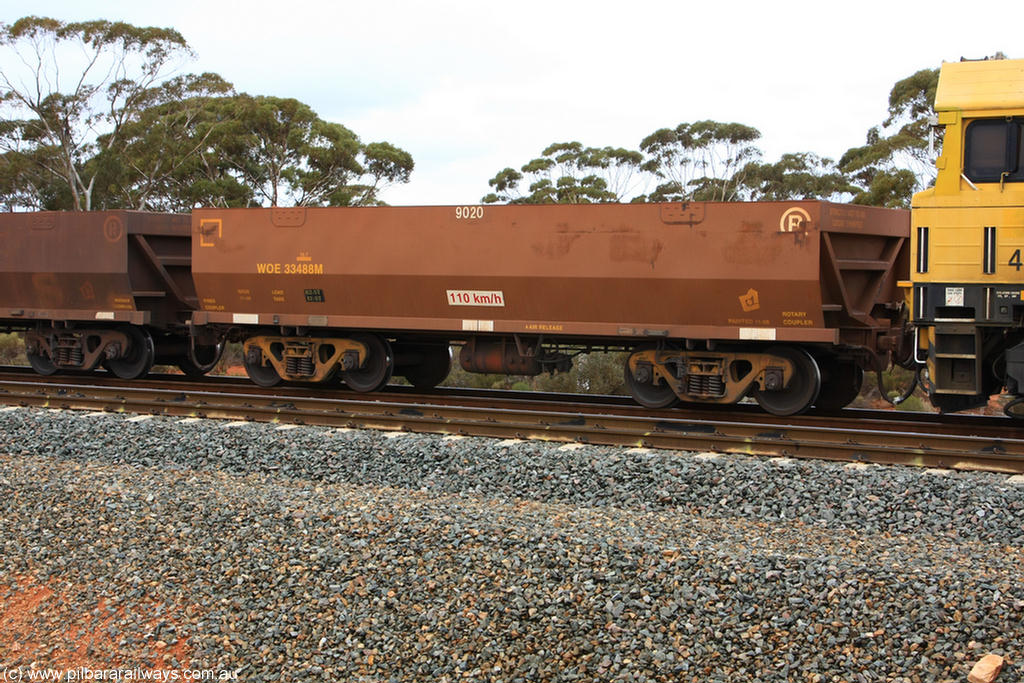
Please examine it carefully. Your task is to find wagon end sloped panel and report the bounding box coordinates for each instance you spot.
[817,204,911,347]
[124,212,197,328]
[0,211,193,328]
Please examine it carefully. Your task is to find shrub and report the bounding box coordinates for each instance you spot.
[0,333,26,365]
[212,342,245,376]
[853,366,935,412]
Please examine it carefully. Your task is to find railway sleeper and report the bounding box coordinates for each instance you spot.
[243,335,367,383]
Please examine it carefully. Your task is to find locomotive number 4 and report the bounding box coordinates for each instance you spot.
[1010,249,1023,271]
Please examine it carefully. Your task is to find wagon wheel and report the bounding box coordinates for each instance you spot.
[752,346,821,416]
[27,350,58,376]
[814,357,864,411]
[342,334,394,393]
[399,344,452,389]
[624,348,679,409]
[104,327,156,380]
[243,346,282,387]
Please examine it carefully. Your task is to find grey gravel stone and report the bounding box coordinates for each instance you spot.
[0,406,1020,681]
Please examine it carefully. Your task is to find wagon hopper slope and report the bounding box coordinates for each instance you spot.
[0,211,216,378]
[191,202,910,415]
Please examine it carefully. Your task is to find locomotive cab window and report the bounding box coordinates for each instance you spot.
[964,118,1024,183]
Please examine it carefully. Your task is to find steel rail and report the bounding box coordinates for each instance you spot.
[2,372,1024,474]
[0,365,1016,428]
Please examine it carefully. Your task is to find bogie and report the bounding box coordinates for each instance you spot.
[622,345,824,416]
[241,334,367,385]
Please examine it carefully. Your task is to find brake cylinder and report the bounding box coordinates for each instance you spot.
[459,338,542,375]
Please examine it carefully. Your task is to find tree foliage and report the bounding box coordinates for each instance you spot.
[0,123,69,210]
[483,141,642,204]
[481,60,1008,209]
[0,16,192,210]
[483,122,777,205]
[639,121,762,202]
[742,152,853,201]
[221,95,413,208]
[93,72,239,211]
[0,16,413,211]
[839,67,941,207]
[357,141,415,205]
[228,95,358,207]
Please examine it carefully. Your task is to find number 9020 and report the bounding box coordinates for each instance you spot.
[455,206,484,220]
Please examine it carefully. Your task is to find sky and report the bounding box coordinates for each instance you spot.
[1,0,1018,205]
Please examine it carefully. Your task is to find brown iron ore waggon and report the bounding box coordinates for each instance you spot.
[0,211,219,378]
[190,201,910,415]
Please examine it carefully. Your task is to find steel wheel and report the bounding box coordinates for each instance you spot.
[104,327,155,380]
[814,357,864,411]
[399,343,452,389]
[244,346,282,387]
[27,351,58,376]
[624,350,679,409]
[752,346,821,416]
[343,334,393,393]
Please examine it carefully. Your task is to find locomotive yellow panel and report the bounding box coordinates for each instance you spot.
[931,58,1024,113]
[910,207,1024,284]
[909,58,1024,411]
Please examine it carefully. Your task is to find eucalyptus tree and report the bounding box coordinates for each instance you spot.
[639,120,762,202]
[94,72,239,211]
[483,141,643,204]
[840,66,944,207]
[341,140,414,206]
[742,152,854,201]
[0,123,68,210]
[225,94,413,207]
[0,16,193,210]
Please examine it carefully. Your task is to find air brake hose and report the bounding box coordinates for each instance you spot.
[1004,396,1024,418]
[876,366,920,406]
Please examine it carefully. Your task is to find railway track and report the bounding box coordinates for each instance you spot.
[1,367,1023,473]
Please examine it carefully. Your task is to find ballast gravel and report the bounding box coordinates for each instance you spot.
[0,406,1022,681]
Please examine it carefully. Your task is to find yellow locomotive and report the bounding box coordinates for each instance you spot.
[908,58,1024,413]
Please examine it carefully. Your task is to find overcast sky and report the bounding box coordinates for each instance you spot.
[3,1,1017,205]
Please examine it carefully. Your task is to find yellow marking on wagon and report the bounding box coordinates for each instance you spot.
[739,288,760,312]
[199,218,222,247]
[256,262,324,275]
[779,207,811,233]
[782,310,814,326]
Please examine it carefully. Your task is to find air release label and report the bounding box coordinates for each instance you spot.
[447,290,505,307]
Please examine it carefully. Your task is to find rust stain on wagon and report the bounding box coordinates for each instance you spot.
[609,234,663,266]
[532,232,582,259]
[723,229,782,265]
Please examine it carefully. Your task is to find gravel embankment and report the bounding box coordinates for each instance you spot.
[0,406,1022,681]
